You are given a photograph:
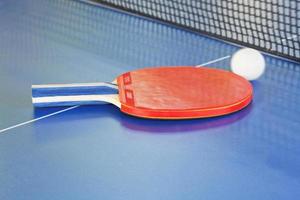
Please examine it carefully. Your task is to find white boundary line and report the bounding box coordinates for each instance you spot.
[196,55,231,67]
[0,54,231,134]
[0,106,79,134]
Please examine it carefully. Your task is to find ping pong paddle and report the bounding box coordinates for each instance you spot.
[32,66,253,119]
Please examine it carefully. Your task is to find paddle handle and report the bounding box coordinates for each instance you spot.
[32,82,119,107]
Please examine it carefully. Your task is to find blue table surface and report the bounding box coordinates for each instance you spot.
[0,0,300,199]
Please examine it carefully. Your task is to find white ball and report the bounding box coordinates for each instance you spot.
[230,48,265,80]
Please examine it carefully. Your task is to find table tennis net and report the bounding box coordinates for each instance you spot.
[91,0,299,62]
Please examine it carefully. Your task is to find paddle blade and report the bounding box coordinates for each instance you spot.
[117,66,252,119]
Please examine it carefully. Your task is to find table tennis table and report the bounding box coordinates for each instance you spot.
[1,0,299,199]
